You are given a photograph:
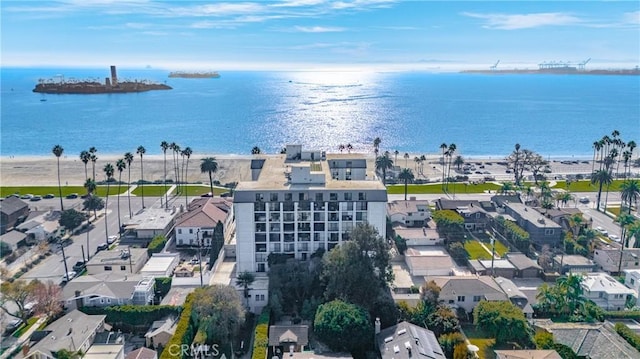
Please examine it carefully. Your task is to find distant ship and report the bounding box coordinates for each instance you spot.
[33,66,172,94]
[168,71,221,78]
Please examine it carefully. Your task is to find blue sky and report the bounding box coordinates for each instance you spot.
[1,0,639,70]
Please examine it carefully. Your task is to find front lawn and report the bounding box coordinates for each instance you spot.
[552,179,625,192]
[131,185,228,197]
[387,182,501,195]
[464,240,492,260]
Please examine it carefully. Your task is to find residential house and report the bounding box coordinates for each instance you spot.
[494,350,561,359]
[435,199,493,232]
[404,246,456,276]
[533,320,639,358]
[121,207,178,243]
[491,195,523,208]
[536,207,584,233]
[19,309,106,359]
[505,253,542,278]
[594,248,640,275]
[387,199,431,227]
[234,146,387,274]
[16,211,61,243]
[268,325,309,353]
[394,226,443,246]
[0,230,27,252]
[502,203,563,249]
[376,320,445,359]
[85,332,125,359]
[476,259,517,279]
[495,277,534,318]
[429,276,508,313]
[139,253,180,278]
[174,197,234,247]
[125,347,158,359]
[581,272,635,311]
[145,316,177,349]
[85,247,149,275]
[553,254,597,275]
[624,269,640,307]
[0,196,29,234]
[62,273,155,310]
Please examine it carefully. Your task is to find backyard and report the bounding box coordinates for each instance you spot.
[464,239,509,260]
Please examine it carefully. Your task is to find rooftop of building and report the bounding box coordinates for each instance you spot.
[505,203,562,229]
[87,247,147,267]
[140,253,179,273]
[478,259,516,270]
[553,254,595,267]
[175,197,232,228]
[494,349,561,359]
[582,273,636,294]
[122,207,177,231]
[376,321,445,359]
[505,253,542,270]
[387,199,431,216]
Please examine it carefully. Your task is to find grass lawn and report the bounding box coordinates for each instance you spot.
[0,186,127,197]
[463,325,496,359]
[12,317,39,338]
[607,207,621,217]
[387,182,501,195]
[130,185,229,197]
[464,240,493,260]
[552,179,625,192]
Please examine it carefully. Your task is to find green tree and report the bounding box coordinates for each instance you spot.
[136,145,146,208]
[103,163,114,243]
[620,179,640,214]
[124,152,134,218]
[200,157,219,199]
[314,300,373,356]
[52,144,65,211]
[59,209,86,231]
[445,144,457,189]
[432,210,464,240]
[161,141,170,209]
[83,195,104,216]
[0,280,38,324]
[236,271,255,308]
[421,280,441,307]
[375,152,394,185]
[440,143,448,185]
[534,331,555,349]
[591,169,613,211]
[116,158,126,233]
[190,285,244,346]
[439,332,465,359]
[447,242,468,263]
[473,300,533,346]
[454,155,464,170]
[83,177,98,217]
[89,146,98,181]
[427,304,460,337]
[182,146,193,208]
[398,168,414,201]
[54,349,83,359]
[80,150,90,180]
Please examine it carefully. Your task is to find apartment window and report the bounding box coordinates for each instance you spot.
[104,266,112,271]
[344,192,353,201]
[473,296,482,302]
[189,228,193,234]
[448,300,454,304]
[330,193,338,201]
[178,229,182,234]
[358,192,366,200]
[299,193,307,201]
[545,229,555,235]
[270,193,279,201]
[457,296,466,302]
[315,193,324,202]
[285,193,293,201]
[120,266,126,271]
[631,278,635,286]
[255,193,264,201]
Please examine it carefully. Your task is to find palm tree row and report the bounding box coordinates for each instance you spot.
[591,130,637,212]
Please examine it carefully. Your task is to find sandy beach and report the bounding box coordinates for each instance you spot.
[0,152,617,188]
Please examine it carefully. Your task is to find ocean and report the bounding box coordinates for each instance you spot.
[1,67,639,158]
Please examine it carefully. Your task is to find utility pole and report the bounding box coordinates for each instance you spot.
[198,229,203,287]
[86,219,91,261]
[490,237,496,277]
[60,239,70,282]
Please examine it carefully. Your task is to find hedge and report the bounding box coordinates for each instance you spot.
[80,305,181,332]
[160,293,196,359]
[155,277,172,298]
[614,322,640,351]
[605,311,640,320]
[251,308,270,359]
[148,234,167,256]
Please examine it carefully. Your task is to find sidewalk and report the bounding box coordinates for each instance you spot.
[0,316,47,359]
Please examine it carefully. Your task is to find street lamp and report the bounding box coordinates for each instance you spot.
[59,238,70,282]
[197,229,203,287]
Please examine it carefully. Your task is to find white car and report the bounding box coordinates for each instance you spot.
[107,235,118,244]
[579,197,589,203]
[609,234,621,242]
[595,226,608,236]
[61,271,77,283]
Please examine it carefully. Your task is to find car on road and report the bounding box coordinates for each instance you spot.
[66,193,78,199]
[609,234,621,242]
[73,261,86,272]
[107,235,118,244]
[96,243,109,252]
[20,194,34,199]
[43,194,55,199]
[3,319,22,336]
[596,226,609,236]
[200,192,213,197]
[61,271,77,283]
[30,195,42,201]
[579,197,590,203]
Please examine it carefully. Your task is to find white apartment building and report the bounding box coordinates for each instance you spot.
[234,146,388,273]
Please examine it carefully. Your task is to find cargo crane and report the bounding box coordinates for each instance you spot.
[578,58,591,71]
[490,60,500,71]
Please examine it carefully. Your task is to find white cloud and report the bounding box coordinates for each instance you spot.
[462,12,582,30]
[622,10,640,25]
[295,26,346,32]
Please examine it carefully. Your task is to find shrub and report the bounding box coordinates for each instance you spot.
[615,322,640,351]
[80,305,181,331]
[155,277,172,298]
[160,294,195,359]
[251,308,270,359]
[147,234,167,256]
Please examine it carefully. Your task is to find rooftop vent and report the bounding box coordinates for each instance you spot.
[397,328,407,335]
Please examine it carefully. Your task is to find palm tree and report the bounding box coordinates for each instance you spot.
[629,220,640,249]
[454,155,464,170]
[200,157,219,198]
[398,168,414,201]
[445,143,456,190]
[346,143,353,153]
[557,274,584,315]
[84,178,98,217]
[394,150,399,164]
[80,150,90,180]
[413,156,420,171]
[52,145,64,211]
[103,163,114,243]
[591,141,600,174]
[373,137,382,154]
[591,169,613,211]
[555,192,574,208]
[161,141,170,209]
[338,144,345,153]
[182,147,193,209]
[124,152,134,218]
[116,159,126,233]
[620,180,640,214]
[419,154,426,175]
[440,143,448,185]
[236,271,255,308]
[170,142,180,193]
[89,147,98,180]
[136,145,146,208]
[404,152,409,168]
[617,213,637,272]
[375,153,393,185]
[251,146,261,155]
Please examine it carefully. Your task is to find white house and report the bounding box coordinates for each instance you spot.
[623,269,640,307]
[581,273,636,311]
[174,197,233,247]
[62,274,155,310]
[429,275,508,314]
[387,199,431,227]
[593,248,640,274]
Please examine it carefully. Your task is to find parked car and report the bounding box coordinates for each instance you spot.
[66,193,78,199]
[4,319,22,335]
[579,197,590,203]
[73,261,86,272]
[61,271,77,283]
[200,192,213,197]
[20,194,34,199]
[43,193,55,199]
[609,234,621,242]
[96,243,109,252]
[596,226,608,236]
[30,195,42,201]
[107,235,118,244]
